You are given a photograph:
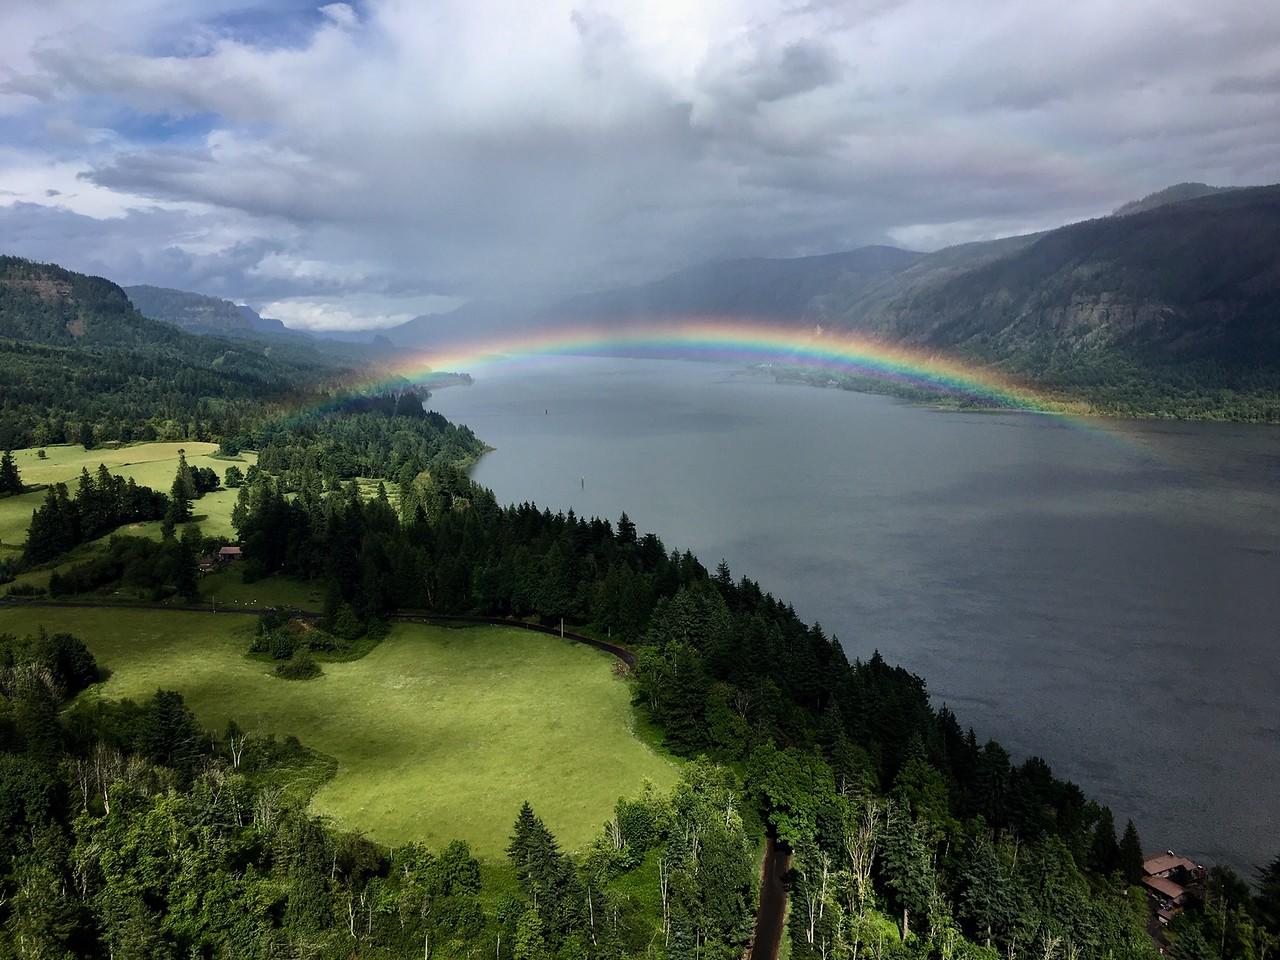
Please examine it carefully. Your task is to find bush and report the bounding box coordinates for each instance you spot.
[274,648,321,681]
[331,603,364,642]
[5,582,47,598]
[267,630,297,661]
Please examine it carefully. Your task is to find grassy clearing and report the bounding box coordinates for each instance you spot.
[0,442,256,560]
[0,607,676,858]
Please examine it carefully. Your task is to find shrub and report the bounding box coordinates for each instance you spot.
[332,603,364,642]
[267,630,297,661]
[5,582,47,598]
[275,648,321,681]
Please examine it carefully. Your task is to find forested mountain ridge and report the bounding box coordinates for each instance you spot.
[124,283,290,337]
[0,257,330,448]
[1112,182,1236,217]
[513,184,1279,419]
[0,257,434,450]
[821,184,1280,365]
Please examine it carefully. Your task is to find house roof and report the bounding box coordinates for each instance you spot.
[218,546,243,556]
[1144,853,1198,876]
[1143,875,1187,901]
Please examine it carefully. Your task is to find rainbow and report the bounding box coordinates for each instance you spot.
[357,319,1066,414]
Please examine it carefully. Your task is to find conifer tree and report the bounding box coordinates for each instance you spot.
[1089,807,1121,875]
[1119,820,1145,885]
[0,450,22,494]
[167,451,195,524]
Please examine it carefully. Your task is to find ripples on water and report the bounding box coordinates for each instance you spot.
[428,356,1280,874]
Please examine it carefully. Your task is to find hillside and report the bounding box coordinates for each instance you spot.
[526,184,1280,419]
[1112,182,1235,217]
[0,256,331,448]
[550,244,922,325]
[863,185,1280,365]
[125,283,290,337]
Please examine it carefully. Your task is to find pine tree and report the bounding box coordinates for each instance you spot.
[1089,807,1121,875]
[1257,853,1280,934]
[0,450,22,494]
[167,451,195,524]
[1119,820,1145,885]
[880,803,934,941]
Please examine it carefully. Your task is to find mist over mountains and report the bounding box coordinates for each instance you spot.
[375,183,1280,375]
[5,180,1278,420]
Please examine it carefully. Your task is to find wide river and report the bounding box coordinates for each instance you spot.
[428,356,1280,874]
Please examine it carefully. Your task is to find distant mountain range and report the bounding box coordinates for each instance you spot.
[4,181,1278,420]
[380,181,1279,365]
[373,181,1280,418]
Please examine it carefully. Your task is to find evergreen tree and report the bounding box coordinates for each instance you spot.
[880,803,934,941]
[0,449,21,494]
[167,450,195,524]
[1089,806,1121,875]
[1119,819,1145,885]
[1257,854,1280,934]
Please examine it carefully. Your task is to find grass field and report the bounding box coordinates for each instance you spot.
[0,606,675,857]
[0,442,255,559]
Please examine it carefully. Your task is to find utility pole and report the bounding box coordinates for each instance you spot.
[560,617,564,639]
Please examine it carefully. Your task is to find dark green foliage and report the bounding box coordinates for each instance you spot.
[0,449,21,494]
[1258,854,1280,934]
[1089,806,1121,875]
[1119,819,1145,885]
[222,464,244,488]
[0,256,344,450]
[0,628,100,700]
[22,467,169,565]
[167,450,196,524]
[274,648,322,680]
[47,534,199,600]
[138,690,204,778]
[249,402,483,490]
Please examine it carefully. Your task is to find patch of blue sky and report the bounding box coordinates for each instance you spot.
[104,107,221,145]
[205,0,355,50]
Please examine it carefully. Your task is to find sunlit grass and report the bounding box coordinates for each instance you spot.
[0,607,676,858]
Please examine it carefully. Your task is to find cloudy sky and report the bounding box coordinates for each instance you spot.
[2,0,1278,330]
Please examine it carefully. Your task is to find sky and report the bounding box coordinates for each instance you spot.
[2,0,1279,331]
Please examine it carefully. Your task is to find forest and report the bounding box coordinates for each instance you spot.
[0,335,1275,956]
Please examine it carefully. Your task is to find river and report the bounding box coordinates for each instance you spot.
[427,355,1280,875]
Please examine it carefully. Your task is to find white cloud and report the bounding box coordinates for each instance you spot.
[0,0,1277,327]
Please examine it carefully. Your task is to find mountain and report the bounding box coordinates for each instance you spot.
[0,256,339,448]
[125,284,291,337]
[549,245,922,325]
[383,300,529,349]
[824,184,1280,366]
[1112,182,1235,217]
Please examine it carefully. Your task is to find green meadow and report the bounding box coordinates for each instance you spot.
[0,442,254,560]
[0,607,676,858]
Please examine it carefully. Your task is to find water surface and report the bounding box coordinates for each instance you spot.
[428,356,1280,874]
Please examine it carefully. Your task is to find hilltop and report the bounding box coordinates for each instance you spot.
[125,284,291,338]
[0,257,332,448]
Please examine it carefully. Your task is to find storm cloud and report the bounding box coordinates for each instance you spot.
[2,0,1279,329]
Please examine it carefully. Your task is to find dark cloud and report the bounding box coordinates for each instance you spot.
[0,0,1278,328]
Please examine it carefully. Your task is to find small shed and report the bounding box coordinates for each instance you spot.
[218,545,243,562]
